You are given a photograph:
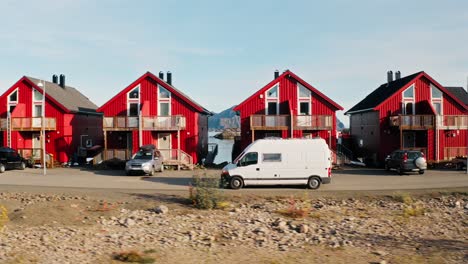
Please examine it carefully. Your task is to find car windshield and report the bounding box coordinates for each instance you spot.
[133,151,152,160]
[408,152,421,159]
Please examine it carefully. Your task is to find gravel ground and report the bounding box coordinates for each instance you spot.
[0,189,467,264]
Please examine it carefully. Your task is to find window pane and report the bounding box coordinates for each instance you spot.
[263,153,281,162]
[405,103,414,115]
[298,84,310,98]
[299,102,310,115]
[267,102,277,115]
[129,103,139,116]
[267,85,278,98]
[9,105,16,113]
[159,87,171,98]
[9,91,18,102]
[34,105,42,117]
[403,86,414,98]
[129,87,139,99]
[159,102,170,116]
[241,152,258,166]
[34,89,43,101]
[433,102,442,115]
[431,86,442,99]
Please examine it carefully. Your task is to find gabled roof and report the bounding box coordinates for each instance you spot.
[97,72,211,115]
[445,86,468,106]
[233,70,343,112]
[345,71,468,114]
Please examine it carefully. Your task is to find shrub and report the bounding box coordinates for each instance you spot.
[403,204,425,217]
[393,193,413,205]
[112,250,155,263]
[189,175,225,210]
[277,196,311,218]
[0,205,8,231]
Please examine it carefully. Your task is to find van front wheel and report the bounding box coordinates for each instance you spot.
[230,176,243,190]
[307,177,321,190]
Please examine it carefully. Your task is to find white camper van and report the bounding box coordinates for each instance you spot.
[221,138,332,190]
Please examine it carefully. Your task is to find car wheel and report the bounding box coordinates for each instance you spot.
[19,162,26,170]
[397,166,404,175]
[457,162,464,171]
[229,176,243,190]
[0,164,5,173]
[148,167,155,176]
[307,176,321,190]
[125,170,132,176]
[159,165,164,172]
[418,170,425,175]
[385,163,390,171]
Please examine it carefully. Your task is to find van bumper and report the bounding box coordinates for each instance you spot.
[322,177,331,184]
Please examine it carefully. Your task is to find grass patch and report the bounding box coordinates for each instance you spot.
[189,174,226,210]
[112,250,155,263]
[392,192,414,205]
[403,204,425,218]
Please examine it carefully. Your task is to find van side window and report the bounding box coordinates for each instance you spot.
[240,152,258,166]
[263,153,281,162]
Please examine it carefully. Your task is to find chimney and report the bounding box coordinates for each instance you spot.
[167,71,172,85]
[274,70,279,79]
[52,74,58,84]
[395,71,401,80]
[387,71,393,83]
[59,74,65,88]
[158,71,164,80]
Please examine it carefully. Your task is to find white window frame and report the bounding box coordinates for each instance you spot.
[7,88,19,113]
[32,88,43,117]
[430,84,443,115]
[402,84,415,115]
[297,83,311,115]
[158,85,171,116]
[265,84,279,115]
[127,85,140,116]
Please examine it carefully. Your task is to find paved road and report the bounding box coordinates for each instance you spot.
[0,167,467,193]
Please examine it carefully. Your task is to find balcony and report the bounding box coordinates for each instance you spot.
[294,115,333,130]
[0,117,57,131]
[437,115,468,129]
[389,115,434,130]
[250,115,290,130]
[103,116,186,131]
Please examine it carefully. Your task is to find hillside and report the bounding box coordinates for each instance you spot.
[208,106,240,130]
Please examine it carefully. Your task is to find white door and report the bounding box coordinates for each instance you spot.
[32,133,41,159]
[158,133,172,160]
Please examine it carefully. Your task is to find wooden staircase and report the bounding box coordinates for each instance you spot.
[162,149,194,170]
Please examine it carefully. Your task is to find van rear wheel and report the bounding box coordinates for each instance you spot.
[229,176,243,190]
[307,177,321,190]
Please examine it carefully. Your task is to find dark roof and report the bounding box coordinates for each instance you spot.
[25,77,98,113]
[445,87,468,106]
[345,72,422,114]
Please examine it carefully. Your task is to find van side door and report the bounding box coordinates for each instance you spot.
[258,153,283,185]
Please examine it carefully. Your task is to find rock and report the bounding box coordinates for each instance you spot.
[298,224,309,234]
[155,205,169,214]
[125,218,136,227]
[372,250,389,256]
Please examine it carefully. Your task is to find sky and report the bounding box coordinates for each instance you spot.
[0,0,467,126]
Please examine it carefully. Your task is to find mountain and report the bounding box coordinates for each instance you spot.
[208,106,240,130]
[337,118,345,131]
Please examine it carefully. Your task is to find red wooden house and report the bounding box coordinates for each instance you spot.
[234,70,343,156]
[97,71,211,168]
[0,75,102,164]
[345,71,468,165]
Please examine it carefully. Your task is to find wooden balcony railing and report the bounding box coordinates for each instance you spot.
[105,149,132,160]
[103,115,186,131]
[444,147,467,161]
[390,115,434,129]
[250,115,290,130]
[294,115,333,130]
[0,117,57,131]
[437,115,468,129]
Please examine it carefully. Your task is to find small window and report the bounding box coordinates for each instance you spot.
[33,105,42,117]
[9,90,18,102]
[433,102,442,115]
[128,103,139,116]
[159,102,170,116]
[431,85,442,99]
[299,102,310,115]
[403,85,414,98]
[33,89,43,101]
[128,87,139,99]
[85,139,93,147]
[266,85,278,98]
[159,86,171,99]
[263,153,281,162]
[298,84,311,98]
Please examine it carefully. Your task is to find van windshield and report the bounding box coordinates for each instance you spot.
[133,151,152,160]
[233,151,245,164]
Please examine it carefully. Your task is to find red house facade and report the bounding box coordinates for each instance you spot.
[0,75,102,164]
[234,70,343,155]
[346,71,468,165]
[97,71,211,168]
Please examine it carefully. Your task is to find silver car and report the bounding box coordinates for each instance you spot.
[125,145,164,176]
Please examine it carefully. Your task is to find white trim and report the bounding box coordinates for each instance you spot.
[158,84,171,116]
[7,88,19,113]
[402,84,415,114]
[430,84,443,115]
[265,83,279,115]
[297,83,311,115]
[127,85,140,116]
[345,108,374,115]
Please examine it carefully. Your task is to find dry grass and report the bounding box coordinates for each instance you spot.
[0,204,8,231]
[392,192,414,205]
[277,196,311,219]
[112,250,155,263]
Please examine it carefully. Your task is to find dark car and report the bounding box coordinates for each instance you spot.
[0,147,28,173]
[385,150,427,175]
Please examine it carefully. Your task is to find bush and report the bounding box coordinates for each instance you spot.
[392,193,413,205]
[112,250,155,263]
[0,205,8,231]
[403,204,425,217]
[189,175,225,210]
[277,196,311,219]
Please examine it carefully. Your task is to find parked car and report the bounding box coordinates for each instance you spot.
[385,150,427,175]
[0,147,28,173]
[221,138,332,190]
[125,144,164,176]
